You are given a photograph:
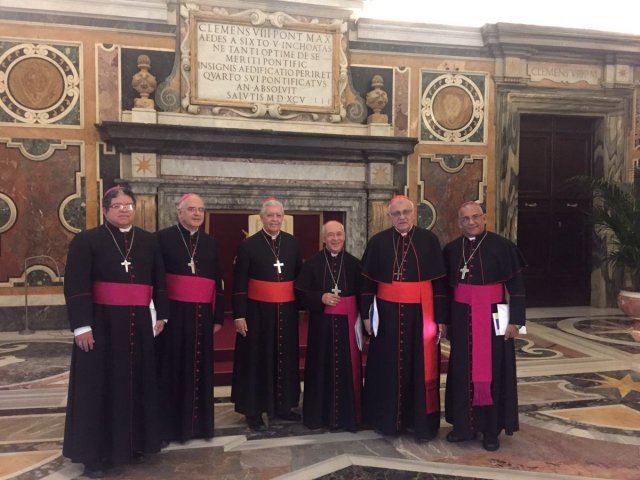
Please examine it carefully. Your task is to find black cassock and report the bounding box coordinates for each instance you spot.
[295,248,362,431]
[231,230,302,417]
[360,226,448,440]
[442,231,526,439]
[63,222,168,466]
[155,224,224,441]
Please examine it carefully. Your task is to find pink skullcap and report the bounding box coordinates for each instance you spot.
[263,197,279,204]
[179,193,197,203]
[103,186,124,198]
[388,194,411,204]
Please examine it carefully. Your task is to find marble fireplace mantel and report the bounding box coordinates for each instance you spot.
[97,121,417,163]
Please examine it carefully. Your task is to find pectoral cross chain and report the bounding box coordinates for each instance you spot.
[121,259,131,272]
[460,264,470,279]
[273,259,284,274]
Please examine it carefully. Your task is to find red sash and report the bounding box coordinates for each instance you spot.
[324,295,362,422]
[166,273,216,311]
[453,283,503,406]
[248,279,295,303]
[92,281,152,306]
[377,280,439,414]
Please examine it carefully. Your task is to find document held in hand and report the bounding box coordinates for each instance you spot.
[492,303,526,335]
[369,296,379,337]
[355,315,364,351]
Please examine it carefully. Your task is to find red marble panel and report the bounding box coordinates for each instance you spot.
[0,143,78,283]
[97,45,120,122]
[393,68,409,137]
[421,158,483,246]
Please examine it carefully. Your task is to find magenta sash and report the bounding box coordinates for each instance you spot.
[324,295,362,422]
[453,283,503,406]
[166,273,216,310]
[92,281,152,306]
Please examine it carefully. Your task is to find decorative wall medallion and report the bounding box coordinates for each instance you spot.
[0,42,80,124]
[0,192,17,233]
[420,71,486,144]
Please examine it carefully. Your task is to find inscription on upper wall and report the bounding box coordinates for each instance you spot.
[528,62,601,85]
[192,18,338,113]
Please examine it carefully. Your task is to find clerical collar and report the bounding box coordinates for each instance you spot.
[262,228,280,240]
[394,225,414,237]
[106,221,132,233]
[465,231,487,242]
[325,247,342,258]
[178,222,198,236]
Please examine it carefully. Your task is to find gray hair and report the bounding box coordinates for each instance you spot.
[260,198,284,216]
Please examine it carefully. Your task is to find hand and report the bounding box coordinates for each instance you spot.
[75,331,95,352]
[235,318,248,337]
[213,324,222,335]
[322,293,341,306]
[438,324,448,341]
[154,319,166,337]
[504,324,519,340]
[363,318,372,335]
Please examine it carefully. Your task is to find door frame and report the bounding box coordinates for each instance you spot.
[494,86,633,306]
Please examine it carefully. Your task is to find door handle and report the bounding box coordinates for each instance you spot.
[566,202,578,208]
[524,202,537,208]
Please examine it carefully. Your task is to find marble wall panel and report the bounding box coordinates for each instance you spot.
[420,70,487,144]
[0,140,80,284]
[96,44,120,122]
[0,39,81,126]
[393,67,409,137]
[419,154,485,246]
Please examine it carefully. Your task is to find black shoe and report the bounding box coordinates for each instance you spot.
[416,430,438,443]
[482,435,500,451]
[160,440,170,449]
[446,430,479,443]
[83,463,105,479]
[246,414,266,431]
[276,410,301,421]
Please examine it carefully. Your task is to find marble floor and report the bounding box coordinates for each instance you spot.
[1,307,639,479]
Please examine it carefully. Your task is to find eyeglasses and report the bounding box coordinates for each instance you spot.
[460,214,484,224]
[184,207,205,213]
[389,209,413,218]
[109,203,135,211]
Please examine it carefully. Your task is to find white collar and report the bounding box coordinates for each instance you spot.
[119,226,133,233]
[262,228,279,240]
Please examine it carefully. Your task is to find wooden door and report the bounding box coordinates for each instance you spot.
[517,115,594,307]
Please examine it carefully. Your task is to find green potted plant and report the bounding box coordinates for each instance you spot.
[582,175,640,318]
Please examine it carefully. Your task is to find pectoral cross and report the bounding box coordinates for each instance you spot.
[273,259,284,274]
[121,259,131,272]
[188,259,196,275]
[460,264,470,279]
[394,271,402,281]
[331,285,341,296]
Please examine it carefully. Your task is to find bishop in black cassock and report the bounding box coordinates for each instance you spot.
[156,194,224,442]
[295,221,363,431]
[442,202,526,451]
[360,196,448,442]
[231,199,302,430]
[63,187,169,477]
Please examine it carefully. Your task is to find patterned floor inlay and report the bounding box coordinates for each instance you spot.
[0,308,638,480]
